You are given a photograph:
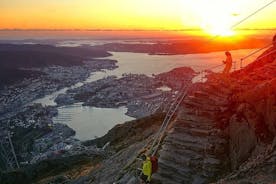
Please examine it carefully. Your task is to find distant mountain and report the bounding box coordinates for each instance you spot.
[0,44,111,67]
[91,37,270,55]
[0,44,111,87]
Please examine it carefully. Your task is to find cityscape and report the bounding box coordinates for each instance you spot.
[0,1,276,184]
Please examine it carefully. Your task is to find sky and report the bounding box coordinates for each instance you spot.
[0,0,276,35]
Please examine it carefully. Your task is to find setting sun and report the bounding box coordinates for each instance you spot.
[183,0,240,36]
[180,0,276,36]
[199,8,237,36]
[200,19,235,36]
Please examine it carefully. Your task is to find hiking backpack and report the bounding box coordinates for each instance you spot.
[150,156,158,173]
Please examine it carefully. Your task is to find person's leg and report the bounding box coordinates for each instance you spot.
[222,66,227,74]
[140,174,148,184]
[225,65,231,74]
[226,68,231,74]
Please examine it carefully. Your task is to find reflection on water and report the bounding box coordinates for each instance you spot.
[32,49,258,140]
[53,103,134,141]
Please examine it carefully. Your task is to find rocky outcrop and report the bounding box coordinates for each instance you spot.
[211,46,276,183]
[216,138,276,184]
[228,111,258,170]
[151,79,231,184]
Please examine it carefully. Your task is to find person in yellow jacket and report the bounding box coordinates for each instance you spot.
[141,155,152,184]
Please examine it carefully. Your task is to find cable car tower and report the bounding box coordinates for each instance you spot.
[0,121,19,171]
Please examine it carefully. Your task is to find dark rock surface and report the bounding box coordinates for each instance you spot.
[213,44,276,183]
[151,79,231,184]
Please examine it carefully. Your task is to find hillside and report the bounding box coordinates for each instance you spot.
[0,44,275,184]
[0,113,166,184]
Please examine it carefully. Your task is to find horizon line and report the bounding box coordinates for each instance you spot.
[0,28,276,32]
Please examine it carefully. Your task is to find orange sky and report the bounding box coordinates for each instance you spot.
[1,0,276,34]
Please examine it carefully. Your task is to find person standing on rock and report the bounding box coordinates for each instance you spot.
[222,51,233,74]
[273,34,276,47]
[141,154,152,184]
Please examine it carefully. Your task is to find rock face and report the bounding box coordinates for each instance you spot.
[214,45,276,183]
[228,112,257,170]
[151,79,231,184]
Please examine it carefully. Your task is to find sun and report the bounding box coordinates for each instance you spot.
[201,18,235,36]
[189,0,240,36]
[200,0,237,36]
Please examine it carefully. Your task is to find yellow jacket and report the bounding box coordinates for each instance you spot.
[142,157,152,181]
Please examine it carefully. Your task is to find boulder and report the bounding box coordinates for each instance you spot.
[229,112,257,169]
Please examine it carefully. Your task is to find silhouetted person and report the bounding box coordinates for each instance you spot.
[222,51,233,74]
[273,34,276,47]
